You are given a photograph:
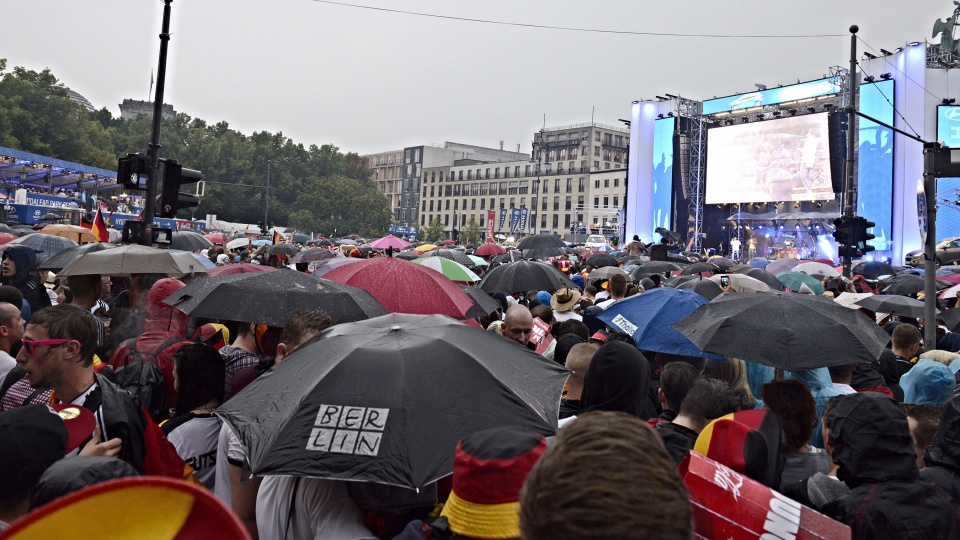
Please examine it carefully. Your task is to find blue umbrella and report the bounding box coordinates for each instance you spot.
[597,287,722,359]
[748,257,770,268]
[252,239,271,246]
[169,250,218,270]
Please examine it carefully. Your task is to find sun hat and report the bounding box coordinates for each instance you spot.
[550,288,582,313]
[440,426,547,539]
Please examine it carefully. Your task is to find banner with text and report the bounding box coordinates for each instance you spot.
[520,207,528,232]
[486,210,495,242]
[509,208,521,233]
[499,208,507,231]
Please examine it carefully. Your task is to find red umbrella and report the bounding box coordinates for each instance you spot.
[322,257,475,318]
[439,239,456,245]
[369,234,412,250]
[207,263,276,277]
[204,233,228,245]
[0,232,17,245]
[475,243,505,257]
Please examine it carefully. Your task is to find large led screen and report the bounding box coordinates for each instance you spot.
[857,80,894,251]
[652,117,674,232]
[937,105,960,240]
[702,78,840,115]
[705,113,834,204]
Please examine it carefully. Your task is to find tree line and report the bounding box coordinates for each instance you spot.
[0,59,392,237]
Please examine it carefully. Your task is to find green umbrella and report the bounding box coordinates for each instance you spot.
[467,255,489,267]
[777,271,825,295]
[413,256,481,283]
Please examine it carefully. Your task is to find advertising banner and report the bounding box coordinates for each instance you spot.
[520,207,528,232]
[509,208,521,233]
[486,210,495,242]
[499,208,507,231]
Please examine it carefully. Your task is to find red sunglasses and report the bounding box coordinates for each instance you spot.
[20,339,74,356]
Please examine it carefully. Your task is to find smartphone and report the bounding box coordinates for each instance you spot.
[720,275,730,288]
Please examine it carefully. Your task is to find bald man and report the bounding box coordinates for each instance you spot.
[502,304,534,347]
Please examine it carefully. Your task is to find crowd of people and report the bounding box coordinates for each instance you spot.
[1,230,960,539]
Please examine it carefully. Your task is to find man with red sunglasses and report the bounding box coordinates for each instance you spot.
[16,304,146,472]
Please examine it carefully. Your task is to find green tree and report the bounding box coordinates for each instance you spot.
[423,217,445,243]
[462,217,482,245]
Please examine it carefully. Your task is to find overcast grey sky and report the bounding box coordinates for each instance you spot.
[2,0,953,156]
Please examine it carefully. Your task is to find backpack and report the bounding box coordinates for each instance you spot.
[114,336,184,423]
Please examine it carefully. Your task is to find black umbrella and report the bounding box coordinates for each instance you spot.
[880,274,952,297]
[663,274,699,287]
[265,244,300,257]
[291,247,340,264]
[655,227,682,243]
[315,239,334,247]
[853,261,896,280]
[733,266,786,291]
[633,261,681,276]
[676,278,724,300]
[517,233,565,251]
[170,231,213,252]
[585,254,618,268]
[708,258,737,272]
[479,260,576,294]
[421,248,475,268]
[854,295,935,318]
[938,308,960,332]
[394,251,420,261]
[38,243,119,271]
[491,251,523,264]
[163,270,387,326]
[292,233,311,244]
[459,285,502,318]
[522,247,565,260]
[680,262,720,276]
[673,292,891,370]
[216,313,567,488]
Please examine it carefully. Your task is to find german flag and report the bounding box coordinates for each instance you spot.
[272,230,282,244]
[81,208,110,242]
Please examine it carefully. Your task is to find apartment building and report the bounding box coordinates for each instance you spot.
[418,122,629,240]
[364,150,404,219]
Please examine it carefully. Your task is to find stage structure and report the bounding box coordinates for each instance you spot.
[626,35,960,264]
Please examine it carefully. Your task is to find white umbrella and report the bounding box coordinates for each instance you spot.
[226,237,254,250]
[707,273,771,293]
[58,244,210,276]
[834,292,874,309]
[794,261,842,279]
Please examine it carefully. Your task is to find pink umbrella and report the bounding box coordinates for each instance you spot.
[0,233,17,245]
[310,257,364,278]
[322,257,475,318]
[204,233,228,245]
[207,263,276,277]
[369,234,412,250]
[940,273,960,285]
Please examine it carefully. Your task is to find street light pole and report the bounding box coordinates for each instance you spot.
[263,160,271,230]
[144,0,174,246]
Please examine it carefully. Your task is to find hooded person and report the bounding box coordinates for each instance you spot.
[921,394,960,502]
[29,456,139,510]
[821,392,960,540]
[787,368,844,448]
[578,341,657,420]
[107,278,192,410]
[0,246,50,316]
[901,359,957,406]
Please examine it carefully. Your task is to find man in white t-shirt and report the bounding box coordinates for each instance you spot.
[0,302,23,380]
[596,274,628,310]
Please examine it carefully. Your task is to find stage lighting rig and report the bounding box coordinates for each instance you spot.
[755,83,767,90]
[864,75,876,83]
[741,117,750,123]
[788,109,798,116]
[806,106,816,113]
[864,52,877,59]
[880,49,893,56]
[880,73,893,80]
[944,98,957,105]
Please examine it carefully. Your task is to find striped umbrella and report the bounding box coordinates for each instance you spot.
[413,257,481,283]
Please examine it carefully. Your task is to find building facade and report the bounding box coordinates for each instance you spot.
[118,99,176,120]
[363,150,403,220]
[418,122,629,241]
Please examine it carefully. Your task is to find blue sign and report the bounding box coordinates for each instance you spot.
[499,208,507,231]
[23,193,81,208]
[105,212,205,233]
[520,207,528,231]
[702,78,841,115]
[389,225,418,240]
[509,208,520,232]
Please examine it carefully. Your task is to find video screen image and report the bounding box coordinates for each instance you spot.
[705,113,834,204]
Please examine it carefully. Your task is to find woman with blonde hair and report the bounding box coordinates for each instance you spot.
[704,357,757,410]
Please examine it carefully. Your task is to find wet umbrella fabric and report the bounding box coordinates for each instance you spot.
[290,248,340,264]
[764,258,799,276]
[265,244,300,257]
[748,257,770,268]
[58,244,208,276]
[676,277,724,300]
[732,266,786,291]
[394,251,420,261]
[585,254,618,268]
[854,295,934,319]
[420,248,476,268]
[708,258,737,272]
[881,274,952,297]
[292,234,311,244]
[478,260,576,294]
[38,243,119,271]
[412,257,481,283]
[633,261,681,276]
[854,261,897,280]
[708,273,772,293]
[216,313,567,488]
[673,292,891,370]
[474,243,505,257]
[522,247,566,260]
[311,257,364,278]
[369,235,411,250]
[517,233,565,251]
[655,227,682,243]
[170,231,214,252]
[323,257,476,318]
[163,270,386,326]
[207,263,276,277]
[598,288,720,359]
[588,266,631,282]
[459,285,502,318]
[7,233,78,262]
[794,261,841,279]
[680,262,720,276]
[777,271,825,295]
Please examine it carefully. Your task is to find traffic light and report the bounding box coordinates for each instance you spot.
[158,159,203,218]
[116,153,149,190]
[853,217,876,255]
[833,216,856,259]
